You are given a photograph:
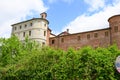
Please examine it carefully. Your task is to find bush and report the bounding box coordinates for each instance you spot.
[0,36,120,80]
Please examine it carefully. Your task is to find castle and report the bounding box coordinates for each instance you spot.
[11,12,120,50]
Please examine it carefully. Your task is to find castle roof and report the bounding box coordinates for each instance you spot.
[50,27,110,38]
[11,18,49,26]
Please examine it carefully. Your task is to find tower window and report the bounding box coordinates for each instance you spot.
[87,34,90,39]
[29,31,31,36]
[61,38,64,43]
[19,26,22,29]
[30,23,33,26]
[44,31,46,36]
[42,42,45,46]
[52,40,55,44]
[14,27,17,30]
[105,31,108,37]
[23,32,25,37]
[77,36,81,41]
[114,26,118,32]
[44,24,46,27]
[94,33,98,38]
[25,24,27,28]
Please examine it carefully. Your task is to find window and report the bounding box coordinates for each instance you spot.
[52,40,55,44]
[14,27,17,30]
[23,32,25,37]
[25,24,27,28]
[87,34,90,39]
[44,24,46,27]
[44,31,46,36]
[114,26,118,32]
[77,36,81,41]
[42,42,45,46]
[19,26,22,29]
[94,33,98,38]
[29,31,31,36]
[61,38,64,43]
[30,23,32,26]
[105,31,108,37]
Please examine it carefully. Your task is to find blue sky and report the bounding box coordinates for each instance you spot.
[43,0,87,34]
[0,0,120,37]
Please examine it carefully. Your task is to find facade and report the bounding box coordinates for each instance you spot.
[11,12,50,45]
[11,13,120,50]
[49,28,110,50]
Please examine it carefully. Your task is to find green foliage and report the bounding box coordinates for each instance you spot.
[0,36,120,80]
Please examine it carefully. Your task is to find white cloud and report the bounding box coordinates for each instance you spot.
[48,0,73,4]
[62,0,120,34]
[0,0,48,38]
[84,0,106,12]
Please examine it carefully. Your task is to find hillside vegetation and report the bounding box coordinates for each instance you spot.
[0,35,120,80]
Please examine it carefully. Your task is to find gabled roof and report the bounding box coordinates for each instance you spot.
[57,31,70,36]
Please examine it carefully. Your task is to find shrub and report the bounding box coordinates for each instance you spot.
[0,36,120,80]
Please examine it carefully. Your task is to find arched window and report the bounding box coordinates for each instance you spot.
[29,31,31,36]
[44,31,46,36]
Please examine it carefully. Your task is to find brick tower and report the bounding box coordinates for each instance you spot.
[108,15,120,48]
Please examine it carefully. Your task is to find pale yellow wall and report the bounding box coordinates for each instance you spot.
[11,19,48,45]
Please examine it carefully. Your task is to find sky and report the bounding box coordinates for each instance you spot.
[0,0,120,38]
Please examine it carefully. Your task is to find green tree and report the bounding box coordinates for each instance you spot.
[0,36,120,80]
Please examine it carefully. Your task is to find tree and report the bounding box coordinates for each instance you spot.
[0,36,120,79]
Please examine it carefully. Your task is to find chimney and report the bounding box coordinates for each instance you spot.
[67,29,69,33]
[40,12,47,19]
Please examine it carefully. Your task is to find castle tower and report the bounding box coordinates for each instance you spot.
[11,12,49,46]
[108,15,120,48]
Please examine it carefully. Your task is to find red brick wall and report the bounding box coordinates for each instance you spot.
[49,29,111,50]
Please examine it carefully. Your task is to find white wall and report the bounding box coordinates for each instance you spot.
[11,18,48,45]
